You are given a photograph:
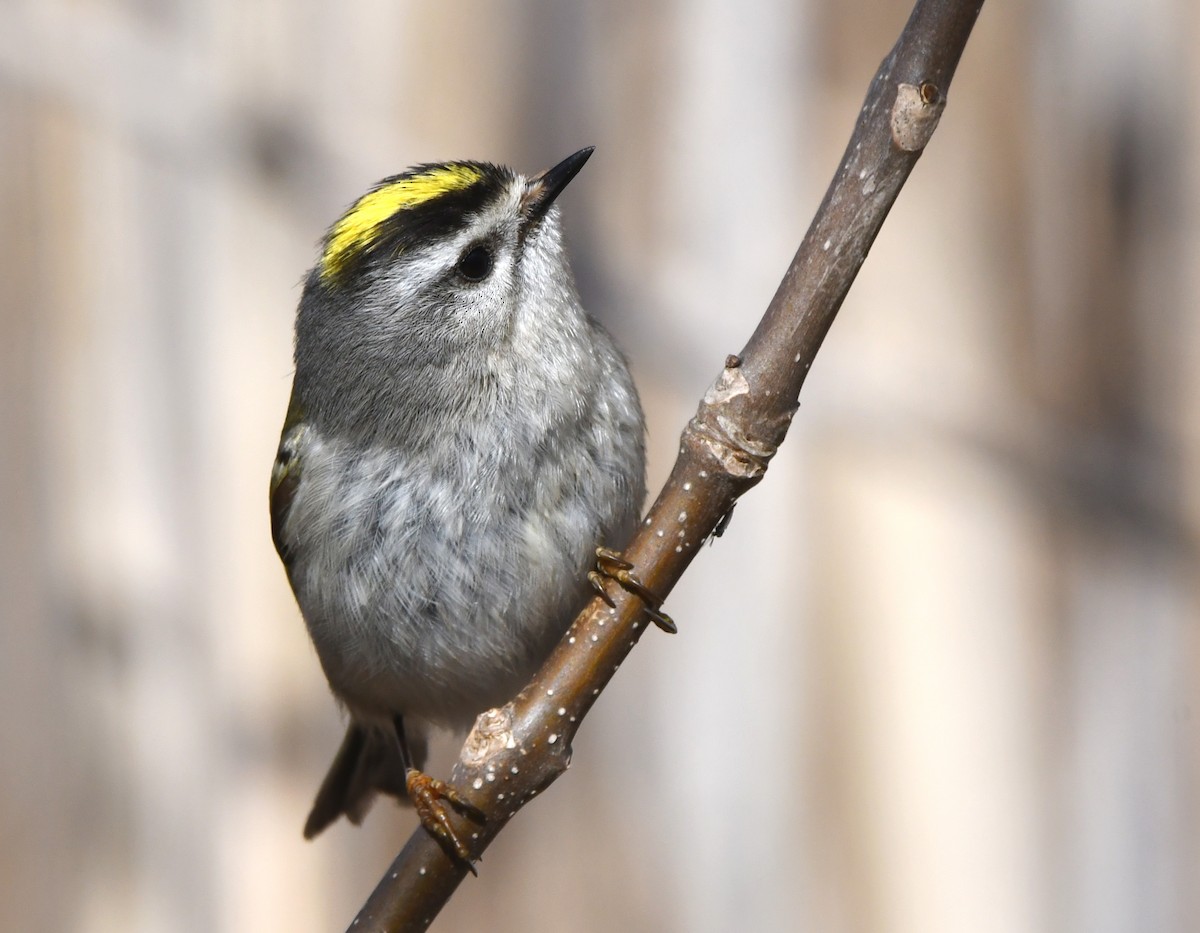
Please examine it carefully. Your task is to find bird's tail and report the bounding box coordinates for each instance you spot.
[303,722,427,839]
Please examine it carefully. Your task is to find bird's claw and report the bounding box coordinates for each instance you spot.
[406,769,485,872]
[591,547,677,634]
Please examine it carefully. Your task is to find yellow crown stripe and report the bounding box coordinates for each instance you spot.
[320,164,484,279]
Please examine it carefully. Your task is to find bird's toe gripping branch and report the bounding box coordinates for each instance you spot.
[588,546,677,634]
[406,769,487,873]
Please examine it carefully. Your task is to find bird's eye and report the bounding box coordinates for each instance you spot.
[456,244,493,282]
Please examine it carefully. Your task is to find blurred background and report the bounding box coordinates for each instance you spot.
[2,1,1198,931]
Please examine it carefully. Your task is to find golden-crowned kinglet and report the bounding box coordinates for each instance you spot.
[270,148,646,858]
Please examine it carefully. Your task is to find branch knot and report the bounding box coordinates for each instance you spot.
[689,362,778,480]
[461,705,517,767]
[891,81,946,151]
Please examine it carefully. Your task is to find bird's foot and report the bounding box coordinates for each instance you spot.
[588,546,676,634]
[406,769,486,872]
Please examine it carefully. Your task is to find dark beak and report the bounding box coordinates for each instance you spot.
[521,146,594,232]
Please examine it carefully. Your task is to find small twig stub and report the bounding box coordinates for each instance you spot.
[891,81,947,152]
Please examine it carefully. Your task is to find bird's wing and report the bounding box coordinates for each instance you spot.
[269,395,308,574]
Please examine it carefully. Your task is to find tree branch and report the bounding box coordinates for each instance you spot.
[349,1,985,928]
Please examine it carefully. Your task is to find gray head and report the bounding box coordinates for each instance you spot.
[292,148,596,443]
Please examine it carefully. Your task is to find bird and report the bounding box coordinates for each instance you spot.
[270,147,658,860]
